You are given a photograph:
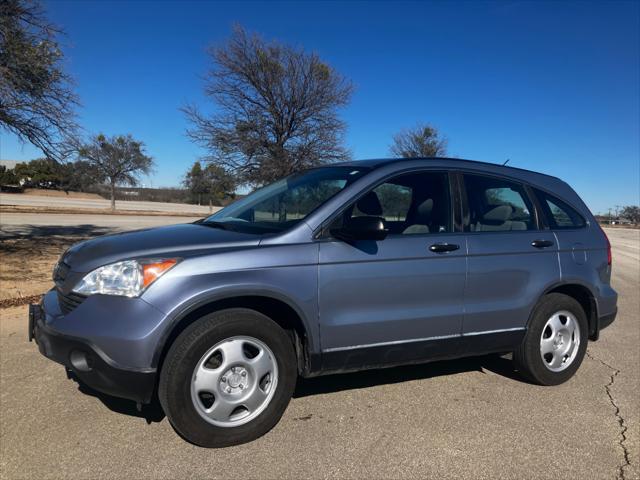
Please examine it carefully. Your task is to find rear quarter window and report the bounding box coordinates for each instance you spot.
[534,189,586,229]
[462,174,536,231]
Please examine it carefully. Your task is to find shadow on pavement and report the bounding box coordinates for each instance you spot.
[68,371,166,424]
[294,354,523,398]
[66,354,523,423]
[0,225,116,260]
[0,224,115,242]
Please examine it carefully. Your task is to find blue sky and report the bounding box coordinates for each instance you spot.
[1,0,638,214]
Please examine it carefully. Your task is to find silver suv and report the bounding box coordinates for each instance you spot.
[30,158,617,447]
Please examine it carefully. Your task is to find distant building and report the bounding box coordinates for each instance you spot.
[0,160,20,170]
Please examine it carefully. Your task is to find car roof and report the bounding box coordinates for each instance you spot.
[330,156,593,219]
[335,156,562,182]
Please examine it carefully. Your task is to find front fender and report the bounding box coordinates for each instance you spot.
[144,268,319,369]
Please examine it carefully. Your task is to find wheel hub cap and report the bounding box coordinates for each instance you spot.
[190,336,278,428]
[540,310,580,372]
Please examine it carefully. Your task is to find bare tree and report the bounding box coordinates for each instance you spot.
[78,134,154,210]
[183,25,353,186]
[390,124,447,158]
[0,0,79,160]
[620,205,640,224]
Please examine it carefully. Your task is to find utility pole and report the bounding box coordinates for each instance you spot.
[608,208,612,224]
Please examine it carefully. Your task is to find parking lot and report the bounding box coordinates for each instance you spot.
[0,217,638,479]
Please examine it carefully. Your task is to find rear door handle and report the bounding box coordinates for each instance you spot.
[531,239,554,248]
[429,243,460,253]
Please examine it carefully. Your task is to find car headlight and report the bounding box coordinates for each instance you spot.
[73,258,179,297]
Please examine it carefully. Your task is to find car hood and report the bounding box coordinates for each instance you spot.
[62,223,261,273]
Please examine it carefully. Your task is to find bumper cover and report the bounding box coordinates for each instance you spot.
[30,304,156,404]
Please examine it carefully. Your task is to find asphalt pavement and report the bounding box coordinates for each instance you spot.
[0,221,637,479]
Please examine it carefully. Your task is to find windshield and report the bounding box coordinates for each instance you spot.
[201,166,369,234]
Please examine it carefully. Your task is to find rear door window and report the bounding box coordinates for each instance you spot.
[462,174,536,231]
[534,189,586,229]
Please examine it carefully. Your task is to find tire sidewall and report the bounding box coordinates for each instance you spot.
[159,308,297,447]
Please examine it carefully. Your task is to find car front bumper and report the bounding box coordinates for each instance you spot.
[30,301,156,404]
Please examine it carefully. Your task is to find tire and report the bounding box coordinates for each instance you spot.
[514,293,588,386]
[158,308,297,447]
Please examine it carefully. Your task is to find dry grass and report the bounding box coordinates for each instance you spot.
[0,294,43,308]
[22,188,103,199]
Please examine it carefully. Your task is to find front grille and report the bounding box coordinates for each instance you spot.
[57,290,86,315]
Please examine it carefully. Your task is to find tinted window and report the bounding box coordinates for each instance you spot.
[353,183,412,221]
[204,167,368,234]
[252,178,347,222]
[339,171,451,235]
[463,174,535,231]
[534,189,586,229]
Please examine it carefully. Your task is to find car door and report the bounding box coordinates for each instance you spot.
[317,170,467,370]
[460,172,560,336]
[531,187,597,286]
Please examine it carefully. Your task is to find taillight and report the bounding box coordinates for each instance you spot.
[599,225,612,265]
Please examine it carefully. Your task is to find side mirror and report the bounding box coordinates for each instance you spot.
[330,216,388,242]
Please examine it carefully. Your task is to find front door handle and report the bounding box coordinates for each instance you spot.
[429,242,460,253]
[531,239,554,248]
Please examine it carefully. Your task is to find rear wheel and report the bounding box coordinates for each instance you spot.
[158,308,297,447]
[514,293,588,385]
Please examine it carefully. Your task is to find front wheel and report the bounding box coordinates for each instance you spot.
[514,293,588,385]
[158,308,297,447]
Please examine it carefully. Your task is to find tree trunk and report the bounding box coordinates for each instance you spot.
[110,182,116,211]
[209,197,212,213]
